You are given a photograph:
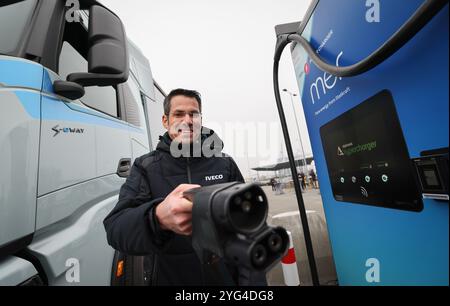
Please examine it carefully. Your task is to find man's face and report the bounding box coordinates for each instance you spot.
[162,95,202,144]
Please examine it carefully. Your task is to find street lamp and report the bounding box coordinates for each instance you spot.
[282,89,308,175]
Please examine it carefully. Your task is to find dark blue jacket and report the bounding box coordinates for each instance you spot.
[104,129,266,286]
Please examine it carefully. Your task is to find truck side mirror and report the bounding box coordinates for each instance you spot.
[66,5,129,87]
[53,80,85,100]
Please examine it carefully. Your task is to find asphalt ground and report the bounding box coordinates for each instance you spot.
[263,185,338,286]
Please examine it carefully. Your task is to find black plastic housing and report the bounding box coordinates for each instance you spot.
[185,182,289,272]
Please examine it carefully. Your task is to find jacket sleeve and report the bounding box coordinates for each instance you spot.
[103,157,173,255]
[229,157,245,183]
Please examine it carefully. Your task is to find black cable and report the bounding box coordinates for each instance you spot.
[286,0,448,77]
[273,36,320,286]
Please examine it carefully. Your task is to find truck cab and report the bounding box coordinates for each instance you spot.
[0,0,165,285]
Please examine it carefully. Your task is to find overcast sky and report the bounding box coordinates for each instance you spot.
[105,0,314,178]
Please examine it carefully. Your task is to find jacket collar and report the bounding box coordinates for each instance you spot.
[156,126,224,158]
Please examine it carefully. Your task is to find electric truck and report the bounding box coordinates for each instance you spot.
[0,0,166,285]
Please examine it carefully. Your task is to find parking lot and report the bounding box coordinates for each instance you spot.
[263,185,338,286]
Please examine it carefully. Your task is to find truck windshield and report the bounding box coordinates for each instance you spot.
[0,0,37,55]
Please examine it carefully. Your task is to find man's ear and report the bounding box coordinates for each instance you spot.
[162,114,169,130]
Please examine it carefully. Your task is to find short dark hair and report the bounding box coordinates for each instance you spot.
[163,88,202,116]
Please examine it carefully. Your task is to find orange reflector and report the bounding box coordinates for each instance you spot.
[116,260,124,278]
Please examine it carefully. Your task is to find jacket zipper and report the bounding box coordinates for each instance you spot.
[186,157,192,183]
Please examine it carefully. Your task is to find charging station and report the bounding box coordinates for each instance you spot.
[274,0,448,285]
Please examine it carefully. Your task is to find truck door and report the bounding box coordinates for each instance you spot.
[31,5,132,285]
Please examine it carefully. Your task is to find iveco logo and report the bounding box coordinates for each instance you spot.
[205,174,224,181]
[52,125,84,137]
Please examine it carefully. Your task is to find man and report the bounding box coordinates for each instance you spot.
[104,88,266,286]
[309,169,318,189]
[270,178,276,191]
[299,172,306,190]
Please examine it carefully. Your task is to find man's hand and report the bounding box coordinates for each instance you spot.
[155,184,200,235]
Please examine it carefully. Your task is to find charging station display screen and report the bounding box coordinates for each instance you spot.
[320,90,423,211]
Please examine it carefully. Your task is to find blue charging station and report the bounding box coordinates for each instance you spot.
[275,0,448,285]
